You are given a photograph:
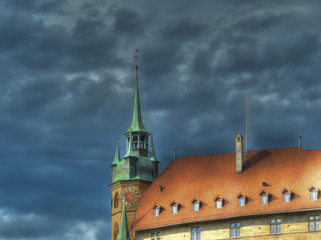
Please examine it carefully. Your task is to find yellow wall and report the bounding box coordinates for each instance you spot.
[110,180,151,240]
[135,210,321,240]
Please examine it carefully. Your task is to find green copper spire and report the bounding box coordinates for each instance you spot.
[123,131,136,158]
[126,50,148,134]
[111,137,121,166]
[149,133,158,162]
[116,200,130,240]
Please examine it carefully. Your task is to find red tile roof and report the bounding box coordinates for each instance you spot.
[132,148,321,231]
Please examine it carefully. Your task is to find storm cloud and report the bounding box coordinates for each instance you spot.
[0,0,321,239]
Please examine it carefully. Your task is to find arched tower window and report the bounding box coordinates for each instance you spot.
[133,136,138,148]
[114,192,119,209]
[140,136,145,149]
[113,223,119,240]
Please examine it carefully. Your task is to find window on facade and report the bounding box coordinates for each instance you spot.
[113,223,119,240]
[237,194,246,206]
[153,205,160,217]
[270,219,281,234]
[260,191,269,204]
[192,199,200,211]
[282,189,291,202]
[309,216,320,231]
[190,226,201,240]
[151,232,161,240]
[114,192,119,209]
[170,202,179,214]
[214,196,223,209]
[309,187,319,201]
[230,222,240,238]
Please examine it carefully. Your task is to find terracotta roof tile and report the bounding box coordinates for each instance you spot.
[132,148,321,231]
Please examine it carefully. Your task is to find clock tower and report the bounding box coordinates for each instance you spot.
[109,50,159,240]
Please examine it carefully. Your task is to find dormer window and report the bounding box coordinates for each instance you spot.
[237,194,246,206]
[191,199,200,211]
[214,196,223,209]
[170,201,179,214]
[282,189,292,203]
[153,204,161,217]
[309,187,319,201]
[260,190,269,204]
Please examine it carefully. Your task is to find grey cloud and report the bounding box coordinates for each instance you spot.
[0,1,321,240]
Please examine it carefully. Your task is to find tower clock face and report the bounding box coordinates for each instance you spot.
[121,187,140,208]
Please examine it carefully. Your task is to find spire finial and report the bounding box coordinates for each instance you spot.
[174,147,177,159]
[126,50,148,134]
[149,133,158,162]
[124,130,136,158]
[116,199,130,240]
[111,137,121,167]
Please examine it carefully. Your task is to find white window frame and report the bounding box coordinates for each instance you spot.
[190,226,201,240]
[309,216,320,231]
[261,195,268,204]
[284,193,290,202]
[311,191,318,200]
[216,200,222,209]
[239,198,245,206]
[230,222,240,238]
[270,218,281,234]
[151,232,161,240]
[193,202,199,211]
[154,208,159,216]
[172,205,178,214]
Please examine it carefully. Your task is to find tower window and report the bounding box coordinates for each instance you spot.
[133,136,138,148]
[270,219,281,234]
[113,192,119,209]
[140,136,145,149]
[309,216,320,231]
[230,222,240,238]
[113,223,119,240]
[190,226,201,240]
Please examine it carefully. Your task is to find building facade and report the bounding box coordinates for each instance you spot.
[131,134,321,239]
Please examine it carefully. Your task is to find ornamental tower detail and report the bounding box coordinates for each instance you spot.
[109,50,159,240]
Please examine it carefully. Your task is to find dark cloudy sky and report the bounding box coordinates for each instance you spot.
[1,0,321,239]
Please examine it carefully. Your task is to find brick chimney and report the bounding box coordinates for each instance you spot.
[236,132,243,174]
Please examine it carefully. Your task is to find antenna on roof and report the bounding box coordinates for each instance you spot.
[244,94,248,157]
[298,135,302,148]
[173,147,177,159]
